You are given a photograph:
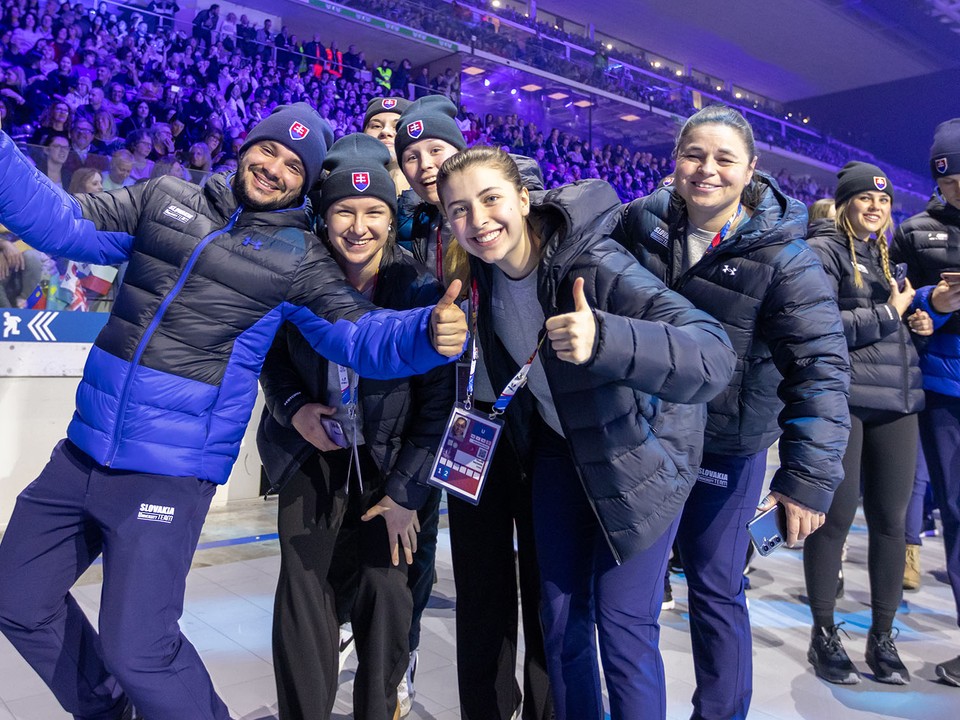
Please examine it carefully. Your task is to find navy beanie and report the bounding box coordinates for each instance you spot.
[240,102,334,193]
[930,119,960,180]
[835,161,893,207]
[394,95,466,160]
[363,96,412,130]
[318,133,398,218]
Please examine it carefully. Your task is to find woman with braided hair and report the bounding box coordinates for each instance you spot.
[804,162,931,685]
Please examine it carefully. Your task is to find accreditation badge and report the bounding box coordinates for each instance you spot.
[427,403,502,504]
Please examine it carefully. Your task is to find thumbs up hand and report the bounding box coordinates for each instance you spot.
[430,279,468,357]
[545,276,596,365]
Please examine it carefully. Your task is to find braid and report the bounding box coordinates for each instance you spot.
[847,231,864,289]
[877,235,893,287]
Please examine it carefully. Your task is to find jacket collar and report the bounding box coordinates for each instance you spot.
[204,172,311,231]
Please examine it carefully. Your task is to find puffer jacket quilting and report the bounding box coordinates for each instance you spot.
[0,132,448,483]
[806,220,923,415]
[472,179,736,564]
[257,243,455,509]
[611,174,850,513]
[891,196,960,398]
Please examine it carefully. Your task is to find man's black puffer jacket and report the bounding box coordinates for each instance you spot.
[472,179,736,564]
[257,243,455,509]
[611,174,850,513]
[890,196,960,399]
[806,219,924,415]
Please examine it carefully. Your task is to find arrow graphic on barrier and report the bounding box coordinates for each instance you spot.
[27,311,58,341]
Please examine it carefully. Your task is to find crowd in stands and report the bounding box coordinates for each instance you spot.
[0,0,919,310]
[340,0,924,193]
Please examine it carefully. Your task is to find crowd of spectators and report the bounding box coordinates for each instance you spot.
[340,0,925,193]
[0,0,918,311]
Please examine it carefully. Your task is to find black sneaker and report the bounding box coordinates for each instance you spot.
[866,629,909,684]
[936,655,960,687]
[662,573,675,611]
[808,624,861,684]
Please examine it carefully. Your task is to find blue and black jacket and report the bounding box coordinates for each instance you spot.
[891,196,960,399]
[0,132,452,484]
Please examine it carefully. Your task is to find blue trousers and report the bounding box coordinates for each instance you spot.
[0,441,228,720]
[531,426,677,720]
[905,439,931,546]
[674,450,768,720]
[918,391,960,623]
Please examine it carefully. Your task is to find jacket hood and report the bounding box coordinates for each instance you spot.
[531,179,621,276]
[927,193,960,225]
[805,217,843,243]
[651,172,808,255]
[715,173,809,253]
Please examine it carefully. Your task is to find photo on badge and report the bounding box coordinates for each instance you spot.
[427,404,502,504]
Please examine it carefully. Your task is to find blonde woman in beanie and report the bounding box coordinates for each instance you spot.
[804,162,931,685]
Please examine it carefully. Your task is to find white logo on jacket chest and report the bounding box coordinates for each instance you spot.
[651,226,670,247]
[854,262,869,275]
[162,205,195,224]
[721,264,737,276]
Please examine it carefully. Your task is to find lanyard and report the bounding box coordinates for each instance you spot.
[435,223,444,281]
[463,279,545,418]
[335,363,363,491]
[463,280,480,410]
[706,203,743,252]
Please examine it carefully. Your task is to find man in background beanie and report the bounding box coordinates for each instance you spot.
[891,118,960,687]
[0,103,467,720]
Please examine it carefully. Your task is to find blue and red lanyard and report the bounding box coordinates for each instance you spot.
[706,204,743,253]
[462,279,545,418]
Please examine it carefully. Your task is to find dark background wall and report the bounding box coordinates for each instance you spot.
[786,68,960,182]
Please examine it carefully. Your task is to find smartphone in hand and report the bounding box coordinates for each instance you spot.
[941,271,960,286]
[893,263,907,292]
[320,417,349,448]
[746,503,787,557]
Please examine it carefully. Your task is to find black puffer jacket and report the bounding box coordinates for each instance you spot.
[807,220,924,415]
[472,179,736,564]
[890,196,960,398]
[611,174,850,513]
[257,243,455,509]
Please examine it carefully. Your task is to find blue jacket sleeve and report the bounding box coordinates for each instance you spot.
[0,132,135,264]
[285,241,458,379]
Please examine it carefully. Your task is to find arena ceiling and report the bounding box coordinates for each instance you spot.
[542,0,960,102]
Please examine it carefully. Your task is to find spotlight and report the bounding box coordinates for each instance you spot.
[483,79,490,87]
[510,88,517,95]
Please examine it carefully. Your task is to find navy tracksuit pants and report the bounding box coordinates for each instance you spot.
[918,391,960,623]
[0,440,228,720]
[531,424,678,720]
[674,450,768,720]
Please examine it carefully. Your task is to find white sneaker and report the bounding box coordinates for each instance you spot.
[338,623,355,674]
[397,649,417,717]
